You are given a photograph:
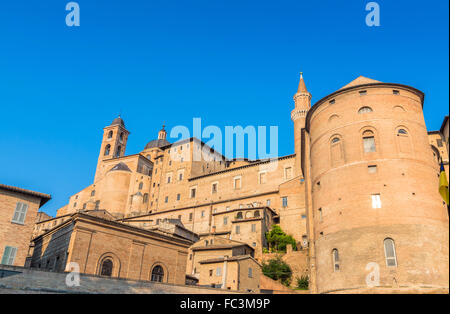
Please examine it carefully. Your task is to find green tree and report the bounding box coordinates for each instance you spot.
[262,256,292,287]
[265,225,297,252]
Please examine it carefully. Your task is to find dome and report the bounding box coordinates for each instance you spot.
[144,139,170,150]
[110,116,125,127]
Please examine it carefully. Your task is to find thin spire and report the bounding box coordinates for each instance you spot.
[297,72,308,93]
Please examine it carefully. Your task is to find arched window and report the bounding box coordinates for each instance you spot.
[138,182,143,190]
[358,106,373,114]
[384,238,397,267]
[100,259,113,277]
[151,265,164,282]
[331,136,344,164]
[397,128,411,153]
[119,132,124,141]
[115,146,121,158]
[332,249,340,272]
[143,193,148,203]
[107,131,113,139]
[236,212,243,219]
[254,210,260,218]
[362,130,376,153]
[104,144,111,156]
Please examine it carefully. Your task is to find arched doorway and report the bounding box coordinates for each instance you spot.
[100,259,113,277]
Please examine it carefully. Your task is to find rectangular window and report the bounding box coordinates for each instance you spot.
[318,208,323,222]
[393,90,400,95]
[363,136,376,153]
[177,194,181,201]
[248,267,253,278]
[282,197,288,208]
[372,194,382,209]
[251,224,256,232]
[284,167,293,179]
[359,90,367,95]
[266,199,271,207]
[234,177,241,190]
[190,187,196,198]
[368,165,377,174]
[212,183,218,193]
[201,211,205,218]
[189,213,193,221]
[223,217,228,225]
[235,225,240,234]
[165,196,168,203]
[216,267,222,276]
[259,172,267,184]
[1,246,17,265]
[12,202,28,224]
[167,176,171,183]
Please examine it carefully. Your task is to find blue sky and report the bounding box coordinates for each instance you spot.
[0,0,448,216]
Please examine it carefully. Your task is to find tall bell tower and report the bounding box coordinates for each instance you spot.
[291,73,311,177]
[94,116,130,182]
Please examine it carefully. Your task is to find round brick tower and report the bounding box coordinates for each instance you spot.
[306,76,449,293]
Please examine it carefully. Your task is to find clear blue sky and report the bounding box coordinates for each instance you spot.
[0,0,448,216]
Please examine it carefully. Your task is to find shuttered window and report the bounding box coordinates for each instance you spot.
[12,202,28,224]
[1,246,17,265]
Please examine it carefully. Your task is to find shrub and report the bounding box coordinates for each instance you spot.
[296,275,309,290]
[262,256,292,287]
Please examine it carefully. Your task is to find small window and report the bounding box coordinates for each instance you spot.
[266,199,271,207]
[143,193,149,203]
[177,194,181,201]
[359,90,367,96]
[11,202,28,224]
[91,190,96,197]
[251,224,256,232]
[318,208,323,222]
[190,188,196,198]
[95,200,100,210]
[1,246,17,265]
[236,225,240,234]
[371,194,382,209]
[216,267,222,276]
[179,173,183,180]
[329,99,335,104]
[282,197,288,208]
[332,249,340,272]
[119,132,124,142]
[384,238,397,267]
[201,211,205,218]
[212,183,218,193]
[368,165,377,174]
[393,90,400,95]
[138,182,143,190]
[331,137,340,144]
[358,106,373,114]
[107,130,113,139]
[397,129,408,135]
[189,213,193,221]
[223,217,228,225]
[248,267,253,278]
[165,196,168,203]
